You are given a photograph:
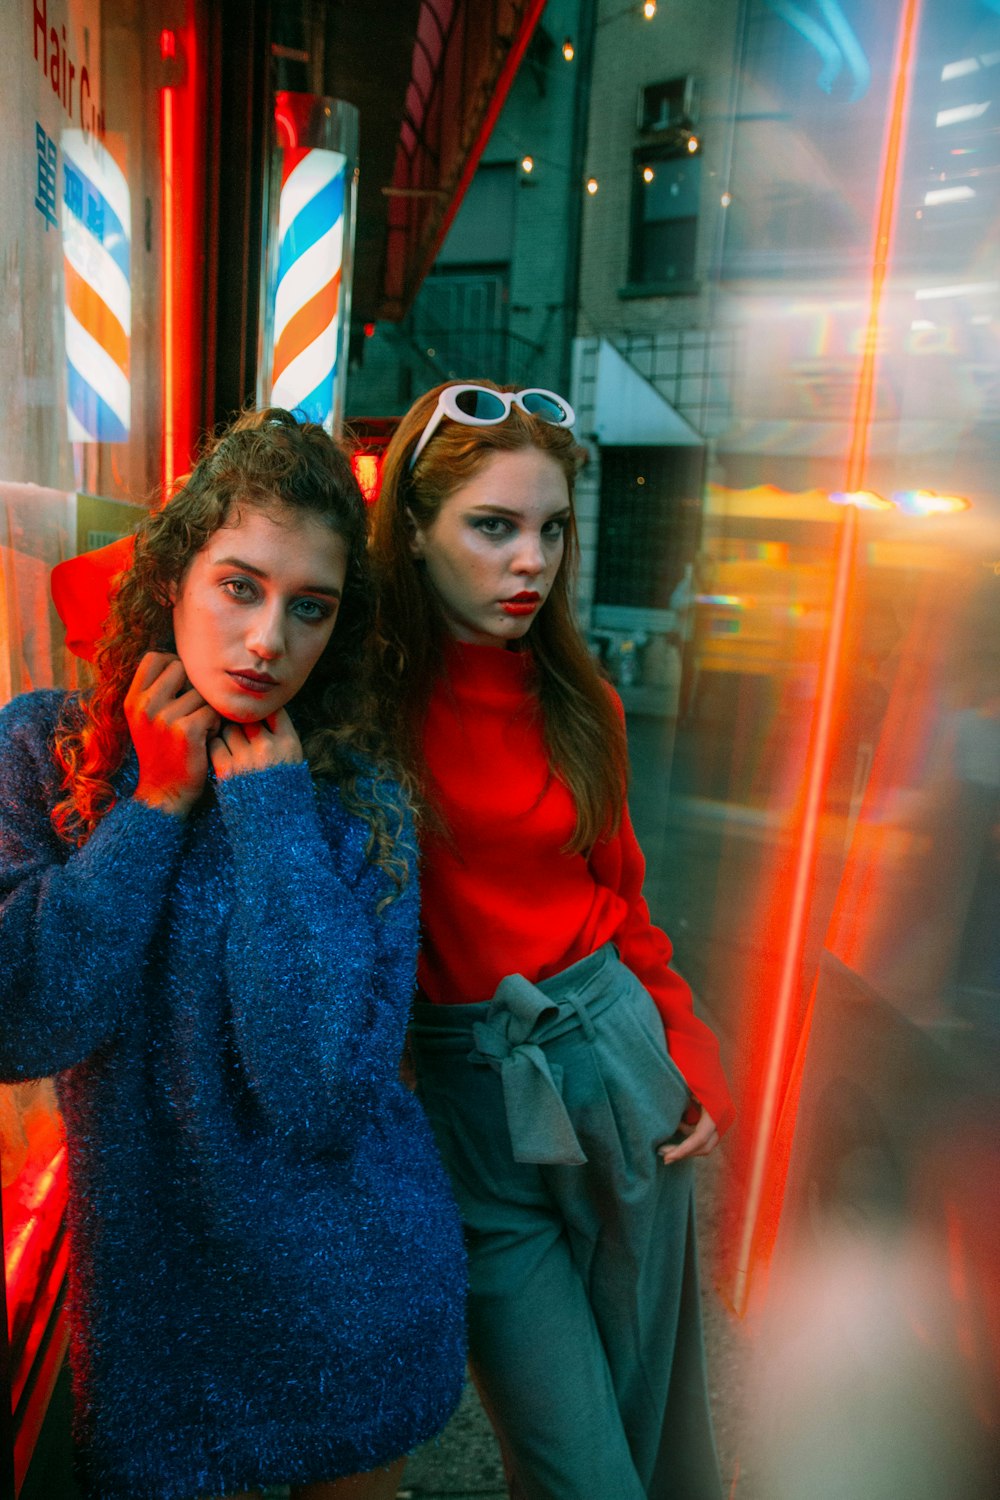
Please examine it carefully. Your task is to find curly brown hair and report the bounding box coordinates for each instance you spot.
[369,380,628,851]
[53,407,409,897]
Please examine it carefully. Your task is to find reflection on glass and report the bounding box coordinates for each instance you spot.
[620,0,998,1489]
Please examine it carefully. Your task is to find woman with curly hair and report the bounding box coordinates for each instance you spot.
[0,408,465,1500]
[369,381,735,1500]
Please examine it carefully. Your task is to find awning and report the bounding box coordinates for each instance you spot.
[591,339,704,447]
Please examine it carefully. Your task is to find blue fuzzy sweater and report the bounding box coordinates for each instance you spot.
[0,691,466,1500]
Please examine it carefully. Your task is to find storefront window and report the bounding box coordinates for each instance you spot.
[1,4,211,1488]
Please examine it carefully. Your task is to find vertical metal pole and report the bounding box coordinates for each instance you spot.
[561,0,597,396]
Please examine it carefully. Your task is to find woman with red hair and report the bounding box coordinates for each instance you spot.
[368,381,734,1500]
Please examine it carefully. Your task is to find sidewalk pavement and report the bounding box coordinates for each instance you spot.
[400,1383,506,1500]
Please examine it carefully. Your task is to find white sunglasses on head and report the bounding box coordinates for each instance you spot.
[409,384,576,471]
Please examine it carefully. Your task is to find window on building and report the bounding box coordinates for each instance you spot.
[406,161,522,380]
[410,265,512,380]
[639,76,698,134]
[629,149,701,289]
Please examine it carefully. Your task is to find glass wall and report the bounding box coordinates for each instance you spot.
[0,4,212,1491]
[648,0,998,1488]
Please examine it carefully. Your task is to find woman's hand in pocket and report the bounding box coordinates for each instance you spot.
[658,1105,719,1164]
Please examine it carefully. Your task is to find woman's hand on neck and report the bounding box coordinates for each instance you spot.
[209,709,305,780]
[126,652,221,818]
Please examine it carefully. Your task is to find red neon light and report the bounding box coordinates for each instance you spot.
[158,7,208,496]
[161,81,177,494]
[351,452,381,503]
[274,93,319,154]
[13,1293,69,1494]
[160,28,176,60]
[731,0,925,1317]
[274,99,299,152]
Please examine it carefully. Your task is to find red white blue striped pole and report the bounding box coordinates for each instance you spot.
[61,131,131,443]
[259,94,358,436]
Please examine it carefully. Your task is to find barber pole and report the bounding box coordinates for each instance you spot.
[270,148,346,430]
[259,94,358,437]
[61,131,131,442]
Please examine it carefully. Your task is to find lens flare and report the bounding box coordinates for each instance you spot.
[891,490,971,515]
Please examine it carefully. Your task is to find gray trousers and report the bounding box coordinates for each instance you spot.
[411,944,723,1500]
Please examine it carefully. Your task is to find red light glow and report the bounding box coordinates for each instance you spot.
[351,453,381,503]
[161,80,177,493]
[729,0,926,1318]
[159,7,209,497]
[4,1147,67,1292]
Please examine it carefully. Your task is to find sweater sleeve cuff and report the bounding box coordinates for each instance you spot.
[76,794,187,884]
[671,1043,736,1136]
[214,762,323,853]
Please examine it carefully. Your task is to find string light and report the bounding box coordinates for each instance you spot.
[586,177,599,195]
[643,1,657,19]
[642,165,655,183]
[687,134,699,153]
[521,155,534,174]
[562,37,575,61]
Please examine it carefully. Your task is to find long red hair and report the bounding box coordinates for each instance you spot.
[369,380,627,851]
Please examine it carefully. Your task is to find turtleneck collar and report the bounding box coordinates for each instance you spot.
[437,636,537,702]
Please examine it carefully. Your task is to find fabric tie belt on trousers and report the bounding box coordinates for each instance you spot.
[416,944,627,1168]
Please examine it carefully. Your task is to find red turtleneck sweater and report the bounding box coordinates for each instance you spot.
[417,640,735,1135]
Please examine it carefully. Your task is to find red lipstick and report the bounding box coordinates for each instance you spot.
[227,669,278,695]
[501,591,541,617]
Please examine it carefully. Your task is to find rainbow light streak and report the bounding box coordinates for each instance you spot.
[731,0,925,1317]
[829,489,895,510]
[757,541,789,563]
[892,489,971,515]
